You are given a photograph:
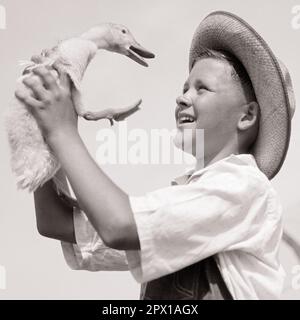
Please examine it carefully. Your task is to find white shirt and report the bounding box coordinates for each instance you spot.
[61,153,285,299]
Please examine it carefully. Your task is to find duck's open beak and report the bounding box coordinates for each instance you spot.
[127,43,155,67]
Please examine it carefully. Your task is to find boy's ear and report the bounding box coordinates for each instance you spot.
[237,101,259,131]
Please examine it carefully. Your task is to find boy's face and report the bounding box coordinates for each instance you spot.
[174,58,249,160]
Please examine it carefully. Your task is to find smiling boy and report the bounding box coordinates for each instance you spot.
[15,11,295,299]
[173,50,259,168]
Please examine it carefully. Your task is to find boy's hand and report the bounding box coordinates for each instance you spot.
[15,66,78,144]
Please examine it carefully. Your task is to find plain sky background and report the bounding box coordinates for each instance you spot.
[1,0,300,299]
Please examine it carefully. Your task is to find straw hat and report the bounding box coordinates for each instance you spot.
[189,11,296,179]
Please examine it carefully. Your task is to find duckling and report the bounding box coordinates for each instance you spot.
[6,23,154,192]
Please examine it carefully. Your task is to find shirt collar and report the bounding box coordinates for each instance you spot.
[171,153,258,186]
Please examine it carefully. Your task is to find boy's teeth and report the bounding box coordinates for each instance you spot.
[179,116,195,123]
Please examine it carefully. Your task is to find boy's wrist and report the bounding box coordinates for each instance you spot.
[46,127,80,152]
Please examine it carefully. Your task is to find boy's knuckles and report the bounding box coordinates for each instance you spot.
[22,77,32,86]
[42,97,52,106]
[23,97,35,108]
[33,65,48,74]
[14,89,25,100]
[23,75,42,87]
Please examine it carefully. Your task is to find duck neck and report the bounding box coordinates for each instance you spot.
[80,28,110,50]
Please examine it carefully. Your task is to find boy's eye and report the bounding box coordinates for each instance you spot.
[197,86,207,92]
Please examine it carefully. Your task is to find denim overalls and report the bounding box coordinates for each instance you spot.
[140,255,233,300]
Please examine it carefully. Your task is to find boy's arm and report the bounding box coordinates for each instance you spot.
[34,170,76,244]
[47,128,140,250]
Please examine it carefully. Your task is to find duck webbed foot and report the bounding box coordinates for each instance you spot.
[82,99,142,126]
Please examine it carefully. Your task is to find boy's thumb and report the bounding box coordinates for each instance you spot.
[59,72,72,91]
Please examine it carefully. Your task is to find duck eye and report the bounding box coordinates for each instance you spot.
[122,29,126,34]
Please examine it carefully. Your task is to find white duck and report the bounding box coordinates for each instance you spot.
[6,23,154,192]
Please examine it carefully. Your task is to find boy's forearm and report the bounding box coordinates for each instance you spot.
[47,129,140,250]
[34,175,76,243]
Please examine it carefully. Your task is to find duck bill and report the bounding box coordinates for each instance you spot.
[127,43,155,67]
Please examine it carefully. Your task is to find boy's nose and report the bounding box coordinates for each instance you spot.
[176,95,192,110]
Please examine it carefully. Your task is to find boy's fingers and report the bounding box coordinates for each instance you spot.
[23,75,49,101]
[32,66,60,93]
[15,89,43,109]
[31,54,45,64]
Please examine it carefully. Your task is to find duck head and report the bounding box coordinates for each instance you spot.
[80,23,155,67]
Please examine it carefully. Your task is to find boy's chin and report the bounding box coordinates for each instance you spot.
[172,131,194,154]
[173,129,204,159]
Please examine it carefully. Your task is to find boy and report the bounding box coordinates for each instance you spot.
[15,11,295,299]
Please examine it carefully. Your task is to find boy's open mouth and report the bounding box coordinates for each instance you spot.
[177,113,196,126]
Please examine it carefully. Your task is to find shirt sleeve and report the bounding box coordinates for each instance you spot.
[125,161,272,283]
[61,207,128,271]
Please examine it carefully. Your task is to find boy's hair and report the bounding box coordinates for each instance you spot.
[192,47,257,103]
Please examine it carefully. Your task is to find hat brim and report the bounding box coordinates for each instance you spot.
[189,11,292,179]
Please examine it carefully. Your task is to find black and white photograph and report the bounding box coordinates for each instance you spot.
[0,0,300,304]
